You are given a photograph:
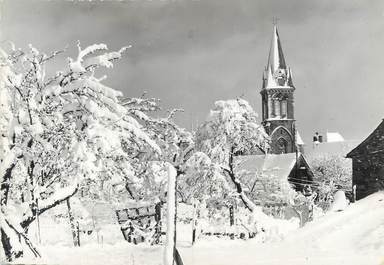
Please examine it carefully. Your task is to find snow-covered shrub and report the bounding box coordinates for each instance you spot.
[308,155,352,211]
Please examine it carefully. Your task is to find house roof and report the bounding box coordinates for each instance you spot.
[326,132,345,143]
[235,153,299,180]
[305,140,360,159]
[346,120,384,158]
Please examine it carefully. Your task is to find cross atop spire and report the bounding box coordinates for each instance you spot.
[267,24,287,74]
[272,17,280,26]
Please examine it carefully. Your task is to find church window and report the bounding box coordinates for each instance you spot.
[277,138,288,154]
[281,100,287,118]
[274,99,280,118]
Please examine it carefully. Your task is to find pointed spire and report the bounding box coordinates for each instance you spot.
[287,67,293,86]
[262,24,294,89]
[267,25,287,73]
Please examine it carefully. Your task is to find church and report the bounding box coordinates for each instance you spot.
[260,25,301,155]
[235,25,313,194]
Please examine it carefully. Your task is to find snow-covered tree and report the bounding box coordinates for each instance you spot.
[116,97,195,202]
[177,151,230,204]
[238,169,297,206]
[119,96,230,211]
[195,98,270,211]
[308,154,352,210]
[0,43,159,261]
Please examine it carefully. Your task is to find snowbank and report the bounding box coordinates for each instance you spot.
[5,192,384,265]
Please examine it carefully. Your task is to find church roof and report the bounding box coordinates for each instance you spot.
[235,153,302,180]
[267,25,287,73]
[346,120,384,158]
[296,130,305,145]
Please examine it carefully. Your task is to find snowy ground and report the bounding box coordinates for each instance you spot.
[6,192,384,265]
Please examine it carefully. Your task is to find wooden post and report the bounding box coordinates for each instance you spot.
[191,200,197,245]
[76,221,80,247]
[229,205,234,239]
[163,164,177,265]
[67,199,80,247]
[154,202,162,244]
[174,168,178,264]
[229,205,234,226]
[36,199,41,244]
[353,185,357,203]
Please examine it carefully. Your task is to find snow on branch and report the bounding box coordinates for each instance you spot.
[69,42,131,73]
[38,182,79,213]
[167,108,184,120]
[84,46,131,69]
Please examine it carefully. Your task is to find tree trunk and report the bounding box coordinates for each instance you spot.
[0,163,24,261]
[0,224,23,261]
[226,150,258,212]
[66,199,80,247]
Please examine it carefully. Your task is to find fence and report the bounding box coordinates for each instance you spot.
[115,201,313,245]
[115,202,163,245]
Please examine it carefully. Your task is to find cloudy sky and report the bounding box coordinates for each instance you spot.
[1,0,384,144]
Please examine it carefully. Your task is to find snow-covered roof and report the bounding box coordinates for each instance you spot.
[296,131,304,145]
[235,153,298,180]
[326,132,345,143]
[305,140,359,159]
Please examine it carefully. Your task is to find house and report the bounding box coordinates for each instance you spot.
[346,120,384,200]
[235,153,314,194]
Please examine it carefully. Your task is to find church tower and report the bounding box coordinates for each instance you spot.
[261,25,296,154]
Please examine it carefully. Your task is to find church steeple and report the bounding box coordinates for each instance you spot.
[263,25,294,89]
[260,25,296,154]
[267,25,286,73]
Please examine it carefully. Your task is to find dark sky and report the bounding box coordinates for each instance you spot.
[1,0,384,144]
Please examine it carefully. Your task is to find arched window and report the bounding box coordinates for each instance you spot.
[277,138,288,154]
[281,99,287,118]
[274,99,280,118]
